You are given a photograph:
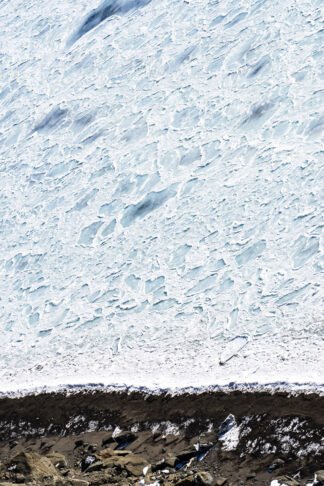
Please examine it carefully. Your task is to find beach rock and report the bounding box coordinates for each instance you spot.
[7,451,57,480]
[153,453,177,471]
[215,478,227,486]
[275,476,300,486]
[165,453,178,468]
[122,454,148,476]
[168,473,181,482]
[195,471,214,485]
[96,453,148,476]
[316,470,324,482]
[47,453,68,469]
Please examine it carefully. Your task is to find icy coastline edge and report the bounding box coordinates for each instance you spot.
[1,380,324,399]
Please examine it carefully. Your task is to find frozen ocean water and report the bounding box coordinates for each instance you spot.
[0,0,323,393]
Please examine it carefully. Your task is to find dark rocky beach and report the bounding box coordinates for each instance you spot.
[0,390,323,486]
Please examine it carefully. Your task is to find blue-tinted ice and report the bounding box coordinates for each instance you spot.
[0,0,323,391]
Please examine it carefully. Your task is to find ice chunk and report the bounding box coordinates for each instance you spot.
[145,276,165,293]
[218,414,241,451]
[170,244,191,267]
[180,148,201,166]
[78,221,104,245]
[236,240,266,266]
[219,336,248,365]
[125,274,140,290]
[292,236,319,269]
[276,284,310,306]
[102,219,116,237]
[186,274,218,296]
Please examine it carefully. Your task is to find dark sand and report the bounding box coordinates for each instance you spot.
[0,390,323,485]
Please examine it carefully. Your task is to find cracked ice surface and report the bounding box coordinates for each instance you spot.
[0,0,323,392]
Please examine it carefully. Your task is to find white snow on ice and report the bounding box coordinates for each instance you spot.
[0,0,323,393]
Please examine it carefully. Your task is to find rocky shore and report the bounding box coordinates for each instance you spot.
[0,390,323,486]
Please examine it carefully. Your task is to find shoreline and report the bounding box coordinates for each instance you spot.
[1,380,324,400]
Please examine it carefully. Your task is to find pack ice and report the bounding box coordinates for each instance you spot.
[0,0,323,393]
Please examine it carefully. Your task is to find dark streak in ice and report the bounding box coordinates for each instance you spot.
[121,185,177,227]
[242,103,272,125]
[68,0,151,46]
[248,58,269,77]
[32,107,68,133]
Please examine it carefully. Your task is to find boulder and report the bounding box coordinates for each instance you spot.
[215,478,227,486]
[7,451,57,480]
[122,454,148,476]
[195,472,214,485]
[316,471,324,482]
[98,453,148,476]
[168,473,181,482]
[275,476,300,486]
[153,454,177,472]
[164,453,178,468]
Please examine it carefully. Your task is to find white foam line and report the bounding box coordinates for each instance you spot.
[1,380,323,399]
